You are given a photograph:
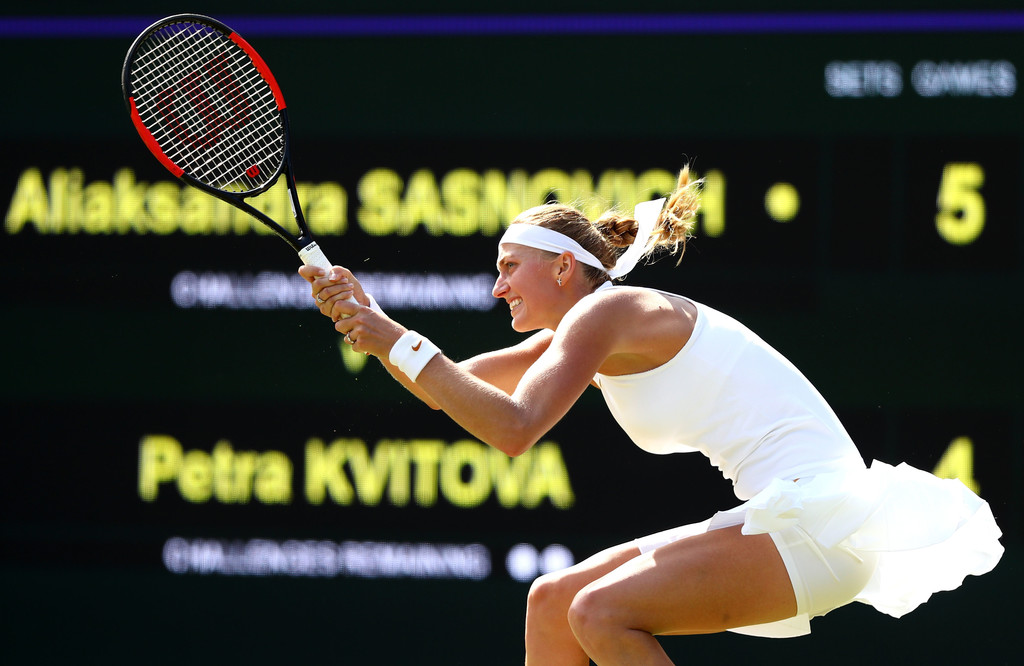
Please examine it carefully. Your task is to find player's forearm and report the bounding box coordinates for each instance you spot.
[412,355,545,457]
[378,330,561,454]
[379,355,441,409]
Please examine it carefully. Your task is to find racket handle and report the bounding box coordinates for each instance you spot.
[300,240,358,311]
[298,241,332,270]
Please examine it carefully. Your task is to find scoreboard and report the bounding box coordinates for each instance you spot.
[2,3,1021,663]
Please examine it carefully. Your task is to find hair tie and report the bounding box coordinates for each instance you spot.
[498,197,666,279]
[608,198,665,278]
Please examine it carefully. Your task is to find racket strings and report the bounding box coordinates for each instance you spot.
[129,21,285,194]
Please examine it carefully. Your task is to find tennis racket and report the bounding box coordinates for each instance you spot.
[122,13,332,270]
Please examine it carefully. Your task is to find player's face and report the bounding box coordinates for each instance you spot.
[493,244,560,332]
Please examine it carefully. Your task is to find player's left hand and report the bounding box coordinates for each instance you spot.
[299,265,366,320]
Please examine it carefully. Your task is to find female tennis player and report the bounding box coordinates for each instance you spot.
[299,166,1003,665]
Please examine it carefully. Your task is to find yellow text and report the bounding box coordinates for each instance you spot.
[138,435,293,504]
[5,166,726,239]
[305,438,575,509]
[5,167,346,237]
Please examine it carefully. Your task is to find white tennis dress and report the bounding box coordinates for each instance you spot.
[592,285,1004,637]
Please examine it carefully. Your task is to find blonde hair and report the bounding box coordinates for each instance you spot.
[510,166,702,285]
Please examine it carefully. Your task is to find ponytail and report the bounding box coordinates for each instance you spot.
[508,164,703,286]
[592,165,702,266]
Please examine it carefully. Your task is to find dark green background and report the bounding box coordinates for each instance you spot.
[1,3,1020,663]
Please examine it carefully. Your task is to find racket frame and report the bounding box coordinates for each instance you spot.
[122,13,329,268]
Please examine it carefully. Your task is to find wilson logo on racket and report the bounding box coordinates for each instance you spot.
[157,53,253,150]
[246,165,261,178]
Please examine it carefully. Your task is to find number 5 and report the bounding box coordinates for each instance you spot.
[935,162,985,245]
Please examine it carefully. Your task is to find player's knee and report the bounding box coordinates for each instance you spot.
[566,584,617,642]
[527,570,572,616]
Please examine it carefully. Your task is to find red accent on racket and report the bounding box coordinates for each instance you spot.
[122,13,331,270]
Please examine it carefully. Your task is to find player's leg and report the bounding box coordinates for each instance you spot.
[525,540,643,666]
[566,524,798,664]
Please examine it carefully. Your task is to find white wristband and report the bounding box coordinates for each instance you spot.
[365,293,385,316]
[388,330,440,382]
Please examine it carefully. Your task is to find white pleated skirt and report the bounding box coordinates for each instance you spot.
[635,460,1005,638]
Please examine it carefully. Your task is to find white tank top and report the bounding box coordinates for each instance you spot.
[594,290,865,500]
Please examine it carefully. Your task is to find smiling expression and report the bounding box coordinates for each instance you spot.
[493,244,562,332]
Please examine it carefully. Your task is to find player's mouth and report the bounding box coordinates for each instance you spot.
[508,297,523,312]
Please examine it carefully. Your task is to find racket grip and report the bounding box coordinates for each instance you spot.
[298,241,332,270]
[300,240,358,313]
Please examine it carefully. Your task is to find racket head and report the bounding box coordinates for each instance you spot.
[123,14,289,197]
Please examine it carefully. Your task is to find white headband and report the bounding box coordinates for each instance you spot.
[498,197,666,279]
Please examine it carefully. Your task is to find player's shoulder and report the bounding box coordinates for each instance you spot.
[578,285,698,338]
[569,284,660,323]
[561,285,696,359]
[585,283,684,310]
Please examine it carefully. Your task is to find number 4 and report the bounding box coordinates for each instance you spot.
[932,436,980,494]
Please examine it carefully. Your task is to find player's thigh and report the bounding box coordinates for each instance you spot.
[528,540,642,611]
[572,524,797,635]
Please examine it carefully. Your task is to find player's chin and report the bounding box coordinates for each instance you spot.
[510,315,538,334]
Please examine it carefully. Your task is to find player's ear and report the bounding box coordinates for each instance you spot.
[554,252,574,285]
